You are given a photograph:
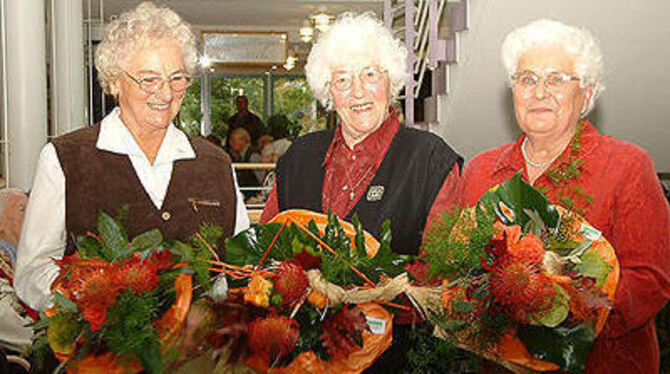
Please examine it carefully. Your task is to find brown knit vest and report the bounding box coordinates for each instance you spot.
[52,124,236,258]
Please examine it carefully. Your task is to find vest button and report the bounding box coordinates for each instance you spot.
[161,211,171,221]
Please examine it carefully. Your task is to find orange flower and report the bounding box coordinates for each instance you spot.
[248,315,299,362]
[493,221,521,244]
[509,233,546,265]
[244,274,273,308]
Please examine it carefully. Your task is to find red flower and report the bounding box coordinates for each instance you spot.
[75,268,120,308]
[509,233,545,265]
[82,303,108,332]
[273,260,309,307]
[149,249,174,272]
[116,254,159,294]
[247,315,300,363]
[489,256,556,323]
[320,305,369,359]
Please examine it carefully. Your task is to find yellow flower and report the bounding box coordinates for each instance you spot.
[244,274,273,308]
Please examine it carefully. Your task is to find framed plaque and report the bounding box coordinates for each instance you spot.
[201,31,288,65]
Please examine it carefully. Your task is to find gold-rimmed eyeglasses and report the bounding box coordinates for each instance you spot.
[124,71,191,94]
[511,70,580,92]
[330,66,387,92]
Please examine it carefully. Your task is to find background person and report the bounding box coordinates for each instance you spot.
[460,19,670,373]
[14,1,249,312]
[226,95,265,149]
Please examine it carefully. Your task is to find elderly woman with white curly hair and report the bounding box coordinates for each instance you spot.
[260,12,462,372]
[261,12,461,252]
[15,1,248,312]
[461,19,670,373]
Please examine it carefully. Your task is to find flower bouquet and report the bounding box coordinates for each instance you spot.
[423,173,619,373]
[211,209,412,373]
[33,211,222,373]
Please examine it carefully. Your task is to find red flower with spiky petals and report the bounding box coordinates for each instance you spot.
[320,305,369,359]
[116,254,159,295]
[75,268,120,308]
[489,256,556,323]
[273,260,309,307]
[247,315,299,363]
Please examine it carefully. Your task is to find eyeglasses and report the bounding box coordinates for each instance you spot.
[511,70,580,92]
[124,71,191,94]
[330,66,387,92]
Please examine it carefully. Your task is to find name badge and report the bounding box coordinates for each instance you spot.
[366,186,385,202]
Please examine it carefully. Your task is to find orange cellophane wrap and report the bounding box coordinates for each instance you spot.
[246,302,393,374]
[240,210,391,373]
[46,262,193,374]
[440,206,620,372]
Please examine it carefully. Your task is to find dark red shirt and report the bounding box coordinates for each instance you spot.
[261,111,461,245]
[461,121,670,373]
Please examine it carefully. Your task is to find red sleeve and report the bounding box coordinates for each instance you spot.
[602,152,670,338]
[421,163,461,247]
[259,180,279,224]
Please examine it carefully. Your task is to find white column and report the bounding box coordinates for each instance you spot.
[51,0,86,136]
[5,0,48,190]
[201,74,211,136]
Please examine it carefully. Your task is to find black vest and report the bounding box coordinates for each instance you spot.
[276,127,462,255]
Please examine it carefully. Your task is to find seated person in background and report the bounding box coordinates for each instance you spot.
[229,127,261,200]
[257,134,274,155]
[226,95,265,149]
[0,189,34,353]
[246,138,293,205]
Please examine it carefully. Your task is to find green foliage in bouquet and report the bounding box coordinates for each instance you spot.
[31,210,223,374]
[225,210,408,285]
[222,210,409,368]
[423,173,615,374]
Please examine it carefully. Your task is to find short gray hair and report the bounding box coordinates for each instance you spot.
[501,19,604,116]
[305,12,409,110]
[95,1,198,95]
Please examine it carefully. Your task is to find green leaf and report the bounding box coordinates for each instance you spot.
[75,235,104,259]
[452,300,475,313]
[351,214,366,254]
[517,322,596,374]
[536,284,569,328]
[52,292,78,313]
[224,223,291,266]
[97,211,128,261]
[135,339,163,374]
[575,247,613,288]
[439,319,467,331]
[522,208,546,237]
[130,229,163,252]
[478,172,559,229]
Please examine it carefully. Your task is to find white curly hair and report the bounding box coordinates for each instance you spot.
[305,12,409,110]
[501,19,604,116]
[94,1,198,96]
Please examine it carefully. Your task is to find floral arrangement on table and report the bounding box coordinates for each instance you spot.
[422,173,620,373]
[31,210,222,374]
[205,209,413,373]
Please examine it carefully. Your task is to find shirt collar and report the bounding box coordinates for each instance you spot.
[323,107,401,167]
[490,119,601,177]
[96,107,196,164]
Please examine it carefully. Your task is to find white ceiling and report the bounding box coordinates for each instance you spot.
[85,0,383,42]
